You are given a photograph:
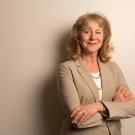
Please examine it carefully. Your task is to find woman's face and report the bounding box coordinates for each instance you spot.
[79,20,104,55]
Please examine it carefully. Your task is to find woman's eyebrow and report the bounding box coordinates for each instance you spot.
[82,28,103,31]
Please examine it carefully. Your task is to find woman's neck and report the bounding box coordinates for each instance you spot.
[81,53,99,73]
[81,53,98,65]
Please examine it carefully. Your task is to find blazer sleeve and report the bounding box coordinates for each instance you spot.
[57,63,104,128]
[102,61,135,120]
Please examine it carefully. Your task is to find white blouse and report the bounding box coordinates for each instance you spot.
[90,72,102,101]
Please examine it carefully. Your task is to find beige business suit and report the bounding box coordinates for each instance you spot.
[57,58,135,135]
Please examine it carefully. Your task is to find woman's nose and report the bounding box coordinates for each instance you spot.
[89,32,96,40]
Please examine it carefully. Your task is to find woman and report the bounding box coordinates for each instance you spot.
[57,12,135,135]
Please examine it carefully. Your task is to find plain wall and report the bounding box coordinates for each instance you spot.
[1,0,135,135]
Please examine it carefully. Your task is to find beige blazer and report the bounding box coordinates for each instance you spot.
[57,59,135,135]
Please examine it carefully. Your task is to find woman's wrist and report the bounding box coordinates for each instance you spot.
[96,102,104,112]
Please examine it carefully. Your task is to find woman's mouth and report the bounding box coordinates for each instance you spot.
[87,42,97,45]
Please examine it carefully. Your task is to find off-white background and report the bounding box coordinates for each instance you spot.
[1,0,135,135]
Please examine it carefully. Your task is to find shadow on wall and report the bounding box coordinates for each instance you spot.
[39,31,70,135]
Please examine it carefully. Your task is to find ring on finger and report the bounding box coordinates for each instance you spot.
[82,113,86,117]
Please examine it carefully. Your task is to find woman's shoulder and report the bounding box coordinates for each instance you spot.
[105,60,122,73]
[57,60,76,70]
[59,60,74,65]
[106,60,119,67]
[106,60,118,66]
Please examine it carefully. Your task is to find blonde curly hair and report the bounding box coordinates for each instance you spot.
[67,12,113,62]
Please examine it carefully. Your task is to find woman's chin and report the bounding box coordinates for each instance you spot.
[87,48,99,53]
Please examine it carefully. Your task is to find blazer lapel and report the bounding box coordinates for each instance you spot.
[75,59,99,102]
[98,59,114,101]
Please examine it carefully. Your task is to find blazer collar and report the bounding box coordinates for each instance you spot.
[75,58,109,101]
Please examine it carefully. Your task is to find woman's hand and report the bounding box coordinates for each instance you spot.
[113,85,134,102]
[70,102,103,126]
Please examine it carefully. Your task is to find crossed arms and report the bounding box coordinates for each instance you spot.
[57,62,135,128]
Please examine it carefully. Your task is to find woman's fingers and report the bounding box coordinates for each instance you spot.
[114,85,134,102]
[124,91,133,98]
[125,96,133,101]
[76,113,87,125]
[121,87,128,95]
[72,109,85,124]
[116,86,127,95]
[116,86,123,94]
[70,106,81,118]
[71,105,89,124]
[77,113,89,125]
[71,103,99,125]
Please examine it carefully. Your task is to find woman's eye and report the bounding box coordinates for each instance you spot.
[84,31,90,34]
[96,31,102,34]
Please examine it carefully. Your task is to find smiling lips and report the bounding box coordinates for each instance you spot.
[87,42,97,45]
